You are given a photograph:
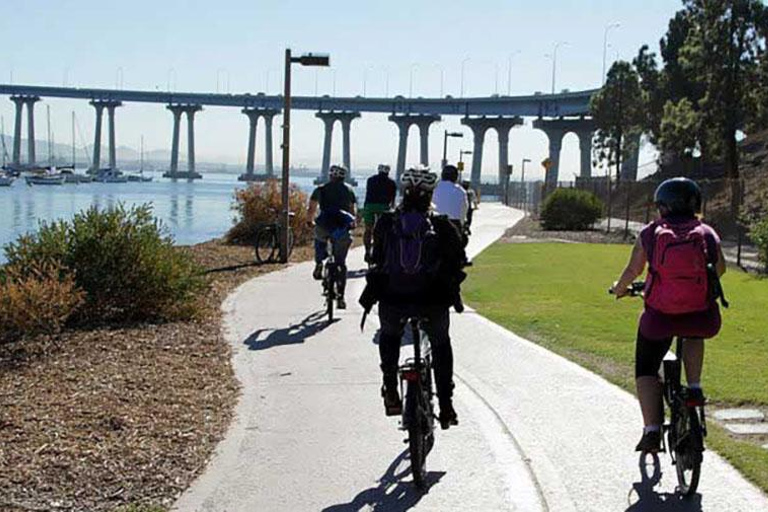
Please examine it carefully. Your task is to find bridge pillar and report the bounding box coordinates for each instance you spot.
[534,118,596,189]
[167,105,184,175]
[316,113,335,183]
[315,111,360,184]
[460,117,493,187]
[241,108,260,180]
[577,131,593,179]
[263,111,277,177]
[620,133,641,182]
[89,101,106,171]
[186,105,202,177]
[106,101,122,170]
[25,97,40,166]
[415,116,440,167]
[10,96,25,165]
[388,114,441,185]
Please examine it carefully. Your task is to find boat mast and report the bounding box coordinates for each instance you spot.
[140,135,144,173]
[1,116,6,167]
[47,105,53,168]
[72,110,76,169]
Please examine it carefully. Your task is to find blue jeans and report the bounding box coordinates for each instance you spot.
[314,224,352,296]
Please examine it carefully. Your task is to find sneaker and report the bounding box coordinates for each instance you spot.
[337,297,347,310]
[439,402,459,430]
[382,386,402,416]
[312,263,323,281]
[635,430,662,453]
[685,387,706,407]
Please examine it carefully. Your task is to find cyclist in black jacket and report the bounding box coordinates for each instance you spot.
[360,166,466,430]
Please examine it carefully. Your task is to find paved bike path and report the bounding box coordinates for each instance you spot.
[175,204,768,511]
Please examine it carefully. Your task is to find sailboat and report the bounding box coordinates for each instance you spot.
[61,111,92,183]
[25,106,65,186]
[0,117,15,186]
[127,135,153,182]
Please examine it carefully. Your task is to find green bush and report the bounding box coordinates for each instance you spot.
[3,204,204,324]
[226,180,312,246]
[540,188,604,231]
[749,214,768,272]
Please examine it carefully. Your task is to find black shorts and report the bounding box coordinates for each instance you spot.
[635,330,704,378]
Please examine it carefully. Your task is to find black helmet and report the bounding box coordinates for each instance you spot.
[441,164,459,182]
[653,177,702,217]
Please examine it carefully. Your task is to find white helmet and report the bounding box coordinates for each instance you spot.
[377,164,391,174]
[329,164,347,180]
[401,165,438,192]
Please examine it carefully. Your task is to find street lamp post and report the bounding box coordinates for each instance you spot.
[459,149,473,165]
[460,58,470,98]
[507,51,521,95]
[442,131,463,169]
[548,42,568,94]
[280,49,330,263]
[603,23,620,85]
[521,158,531,211]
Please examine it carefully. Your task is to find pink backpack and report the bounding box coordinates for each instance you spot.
[645,219,711,315]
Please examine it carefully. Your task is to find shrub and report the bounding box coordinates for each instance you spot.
[3,204,205,324]
[0,262,84,341]
[749,214,768,272]
[226,179,312,246]
[540,188,604,231]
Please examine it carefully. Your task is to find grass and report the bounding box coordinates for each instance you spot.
[464,242,768,492]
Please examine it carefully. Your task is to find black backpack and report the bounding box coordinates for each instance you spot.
[382,211,441,298]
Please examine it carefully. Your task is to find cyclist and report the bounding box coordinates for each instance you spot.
[363,164,397,263]
[308,164,357,310]
[461,179,478,234]
[610,177,726,453]
[361,166,467,430]
[433,165,469,247]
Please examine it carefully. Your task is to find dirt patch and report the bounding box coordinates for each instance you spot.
[0,240,313,512]
[501,216,634,245]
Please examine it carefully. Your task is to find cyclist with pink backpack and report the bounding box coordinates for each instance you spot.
[611,177,727,453]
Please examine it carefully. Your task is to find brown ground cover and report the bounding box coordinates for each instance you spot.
[502,216,633,245]
[0,240,312,512]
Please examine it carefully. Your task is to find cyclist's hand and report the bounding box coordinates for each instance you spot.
[611,281,628,299]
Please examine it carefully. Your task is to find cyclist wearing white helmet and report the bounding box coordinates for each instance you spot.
[359,166,467,429]
[308,164,357,309]
[362,164,397,263]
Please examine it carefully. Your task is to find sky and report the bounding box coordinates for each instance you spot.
[0,0,684,180]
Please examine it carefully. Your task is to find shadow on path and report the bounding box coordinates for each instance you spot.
[244,310,335,351]
[625,453,702,512]
[321,449,445,512]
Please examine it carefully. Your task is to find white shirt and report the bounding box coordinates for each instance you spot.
[432,180,468,223]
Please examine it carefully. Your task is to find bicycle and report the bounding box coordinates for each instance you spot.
[612,282,707,496]
[254,210,295,264]
[321,237,339,323]
[398,316,436,489]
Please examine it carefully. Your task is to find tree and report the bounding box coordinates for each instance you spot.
[590,61,645,184]
[678,0,767,212]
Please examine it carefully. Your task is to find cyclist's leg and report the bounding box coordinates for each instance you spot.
[635,331,673,427]
[378,303,405,384]
[681,338,704,386]
[332,231,353,297]
[313,224,329,279]
[423,306,457,426]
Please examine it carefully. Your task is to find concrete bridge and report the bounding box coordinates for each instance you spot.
[0,83,639,185]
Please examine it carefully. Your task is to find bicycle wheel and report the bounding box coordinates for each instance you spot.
[254,227,277,264]
[405,381,427,489]
[674,407,703,496]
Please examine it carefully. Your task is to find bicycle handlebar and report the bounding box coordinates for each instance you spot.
[608,281,645,297]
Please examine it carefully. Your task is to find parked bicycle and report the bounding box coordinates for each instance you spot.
[612,282,707,496]
[397,316,436,489]
[254,210,295,264]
